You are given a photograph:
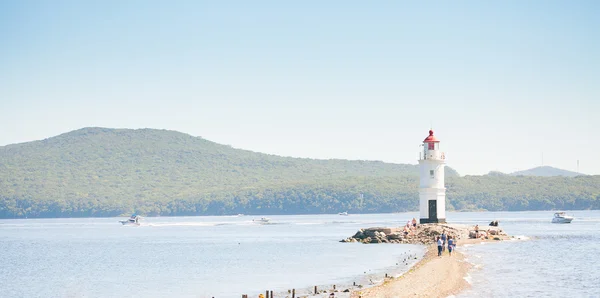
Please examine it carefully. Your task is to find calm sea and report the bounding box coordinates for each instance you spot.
[457,210,600,298]
[0,211,598,298]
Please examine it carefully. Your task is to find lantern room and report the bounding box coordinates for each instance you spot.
[424,130,439,150]
[421,130,444,161]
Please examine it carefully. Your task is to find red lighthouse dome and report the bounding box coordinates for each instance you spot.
[423,130,440,143]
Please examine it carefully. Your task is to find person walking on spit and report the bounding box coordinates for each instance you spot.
[474,224,479,238]
[447,236,455,256]
[412,218,417,228]
[437,236,443,256]
[441,231,447,252]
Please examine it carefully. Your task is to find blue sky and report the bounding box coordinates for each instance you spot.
[1,1,598,175]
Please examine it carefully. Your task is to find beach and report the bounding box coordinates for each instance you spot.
[350,243,472,298]
[344,223,512,298]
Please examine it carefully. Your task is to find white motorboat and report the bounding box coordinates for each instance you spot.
[338,212,348,216]
[253,217,270,223]
[119,214,141,226]
[552,212,573,224]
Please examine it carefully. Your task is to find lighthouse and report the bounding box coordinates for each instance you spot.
[418,130,446,224]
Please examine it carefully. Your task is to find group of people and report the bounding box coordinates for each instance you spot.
[474,223,499,240]
[436,230,456,256]
[403,218,418,236]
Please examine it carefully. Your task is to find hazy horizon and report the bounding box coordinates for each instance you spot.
[1,1,598,175]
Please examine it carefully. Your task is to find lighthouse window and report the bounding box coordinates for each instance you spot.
[430,170,435,178]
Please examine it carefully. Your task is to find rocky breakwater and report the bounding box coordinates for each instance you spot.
[340,224,508,245]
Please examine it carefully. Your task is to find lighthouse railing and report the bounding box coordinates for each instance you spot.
[421,150,445,160]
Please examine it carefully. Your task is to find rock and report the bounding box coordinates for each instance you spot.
[387,232,403,240]
[353,229,365,239]
[370,237,382,243]
[364,227,394,238]
[344,223,479,245]
[363,229,378,238]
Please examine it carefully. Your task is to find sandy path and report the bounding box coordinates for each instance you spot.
[350,244,472,298]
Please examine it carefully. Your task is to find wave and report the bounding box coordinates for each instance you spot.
[510,235,530,241]
[539,234,599,241]
[146,222,222,227]
[294,222,324,225]
[463,273,473,285]
[139,220,361,228]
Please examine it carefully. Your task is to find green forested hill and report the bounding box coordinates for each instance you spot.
[0,128,598,218]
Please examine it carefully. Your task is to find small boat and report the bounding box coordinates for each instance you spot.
[552,212,573,224]
[253,217,270,223]
[338,212,348,216]
[119,214,141,226]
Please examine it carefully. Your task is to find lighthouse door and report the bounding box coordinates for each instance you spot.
[428,200,437,220]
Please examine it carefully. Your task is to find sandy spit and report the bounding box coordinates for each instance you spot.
[349,241,481,298]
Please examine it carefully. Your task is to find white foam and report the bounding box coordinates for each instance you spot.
[146,222,219,227]
[511,235,530,241]
[463,273,473,284]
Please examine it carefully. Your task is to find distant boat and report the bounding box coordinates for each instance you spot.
[119,214,141,226]
[236,214,245,217]
[552,212,573,223]
[338,212,348,216]
[253,217,270,223]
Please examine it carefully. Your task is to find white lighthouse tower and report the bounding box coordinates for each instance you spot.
[418,130,446,224]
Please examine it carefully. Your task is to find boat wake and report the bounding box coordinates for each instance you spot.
[147,222,223,227]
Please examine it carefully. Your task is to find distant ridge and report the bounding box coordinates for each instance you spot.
[509,166,584,177]
[1,127,599,218]
[0,127,460,182]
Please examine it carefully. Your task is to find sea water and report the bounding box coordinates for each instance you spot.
[0,214,424,298]
[1,211,599,298]
[455,210,600,298]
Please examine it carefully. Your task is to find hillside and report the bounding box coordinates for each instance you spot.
[0,128,598,218]
[0,127,457,217]
[510,166,584,177]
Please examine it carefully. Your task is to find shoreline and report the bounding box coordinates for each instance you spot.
[349,243,471,298]
[347,237,510,298]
